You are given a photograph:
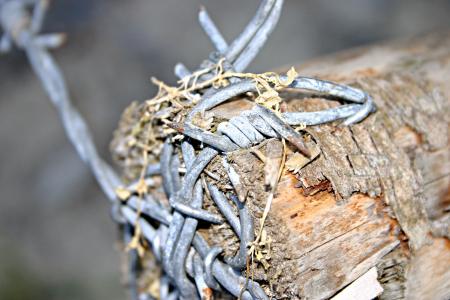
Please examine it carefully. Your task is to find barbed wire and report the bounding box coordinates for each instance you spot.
[0,0,375,299]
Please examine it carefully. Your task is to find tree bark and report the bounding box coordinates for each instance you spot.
[259,31,450,299]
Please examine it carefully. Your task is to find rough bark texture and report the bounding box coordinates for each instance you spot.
[260,32,450,299]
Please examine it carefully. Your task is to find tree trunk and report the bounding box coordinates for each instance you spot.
[258,31,450,299]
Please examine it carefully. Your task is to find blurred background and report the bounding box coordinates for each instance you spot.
[0,0,449,299]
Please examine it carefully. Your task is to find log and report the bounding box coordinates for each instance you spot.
[112,32,450,299]
[255,32,450,299]
[197,32,450,299]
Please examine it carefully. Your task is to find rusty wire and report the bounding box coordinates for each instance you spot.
[0,0,375,299]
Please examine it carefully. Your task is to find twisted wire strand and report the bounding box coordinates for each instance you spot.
[198,7,228,55]
[0,0,121,202]
[1,1,376,299]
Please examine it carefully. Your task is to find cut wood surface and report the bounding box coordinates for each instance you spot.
[206,32,450,299]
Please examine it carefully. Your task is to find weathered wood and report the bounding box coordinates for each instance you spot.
[405,238,450,300]
[226,32,450,299]
[263,32,450,299]
[271,177,399,299]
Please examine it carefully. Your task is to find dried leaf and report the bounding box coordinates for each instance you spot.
[279,67,298,86]
[191,113,214,130]
[136,178,148,196]
[131,123,142,136]
[256,89,281,110]
[147,280,160,299]
[261,258,271,270]
[255,249,263,260]
[126,224,145,258]
[294,123,307,131]
[261,228,267,245]
[115,186,131,201]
